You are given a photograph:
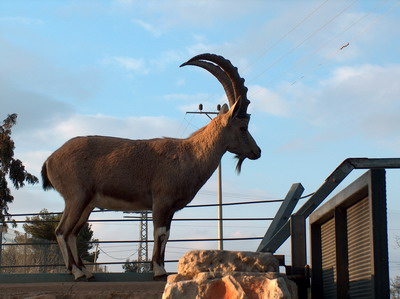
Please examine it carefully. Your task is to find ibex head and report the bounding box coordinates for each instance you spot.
[181,53,261,172]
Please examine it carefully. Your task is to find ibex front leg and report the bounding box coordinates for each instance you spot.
[151,206,174,280]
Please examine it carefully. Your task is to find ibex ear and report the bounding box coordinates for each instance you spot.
[226,96,242,120]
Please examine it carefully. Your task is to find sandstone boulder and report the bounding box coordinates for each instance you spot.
[177,250,279,279]
[162,250,298,299]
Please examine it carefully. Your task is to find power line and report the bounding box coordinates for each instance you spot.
[245,0,399,101]
[177,112,195,137]
[243,0,331,74]
[352,0,400,40]
[276,0,400,93]
[253,3,376,94]
[98,246,138,261]
[248,0,358,86]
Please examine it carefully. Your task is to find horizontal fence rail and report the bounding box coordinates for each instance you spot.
[0,197,277,274]
[4,198,284,218]
[2,218,273,224]
[2,237,265,247]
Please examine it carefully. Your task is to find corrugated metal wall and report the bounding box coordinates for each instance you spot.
[347,197,373,298]
[311,170,389,298]
[319,198,374,298]
[321,217,337,299]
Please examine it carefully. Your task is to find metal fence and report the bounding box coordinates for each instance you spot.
[0,197,282,274]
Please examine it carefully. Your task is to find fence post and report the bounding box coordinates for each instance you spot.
[0,225,3,273]
[24,233,27,273]
[290,214,308,299]
[257,183,304,252]
[290,214,306,276]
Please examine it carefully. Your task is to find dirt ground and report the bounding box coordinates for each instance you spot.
[0,281,167,299]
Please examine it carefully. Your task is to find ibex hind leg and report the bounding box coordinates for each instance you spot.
[69,204,94,280]
[56,199,90,281]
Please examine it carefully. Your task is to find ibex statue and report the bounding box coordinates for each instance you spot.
[41,53,261,280]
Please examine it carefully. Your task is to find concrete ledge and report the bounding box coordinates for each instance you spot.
[0,281,166,299]
[0,272,155,284]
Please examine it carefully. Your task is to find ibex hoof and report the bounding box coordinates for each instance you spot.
[72,266,86,281]
[74,273,86,281]
[82,268,94,280]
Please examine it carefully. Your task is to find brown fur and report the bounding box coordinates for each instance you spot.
[42,69,261,281]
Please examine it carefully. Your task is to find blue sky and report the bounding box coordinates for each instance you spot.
[2,0,400,277]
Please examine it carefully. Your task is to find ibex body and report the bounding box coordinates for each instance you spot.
[41,54,261,280]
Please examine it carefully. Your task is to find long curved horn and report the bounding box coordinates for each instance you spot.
[180,60,236,107]
[181,53,250,119]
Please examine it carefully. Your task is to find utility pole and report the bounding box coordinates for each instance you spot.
[186,104,224,250]
[93,242,99,272]
[137,211,149,272]
[124,211,150,272]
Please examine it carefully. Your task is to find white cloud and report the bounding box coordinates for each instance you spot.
[0,84,75,144]
[56,114,180,139]
[132,18,161,37]
[11,113,186,182]
[248,85,290,117]
[166,85,290,117]
[184,35,236,61]
[150,50,183,71]
[113,0,264,33]
[175,78,185,86]
[285,63,400,148]
[113,56,149,74]
[164,92,211,103]
[111,50,183,75]
[15,150,53,176]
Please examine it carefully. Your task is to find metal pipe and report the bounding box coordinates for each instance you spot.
[218,162,223,250]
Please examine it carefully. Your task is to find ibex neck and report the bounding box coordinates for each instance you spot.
[187,120,227,171]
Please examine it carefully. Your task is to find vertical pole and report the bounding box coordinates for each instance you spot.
[0,225,3,273]
[94,242,99,272]
[370,169,389,298]
[218,162,223,250]
[24,233,27,273]
[291,214,308,299]
[290,214,306,275]
[42,240,48,273]
[145,212,149,262]
[185,106,222,250]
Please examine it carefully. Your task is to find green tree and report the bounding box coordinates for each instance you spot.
[123,259,151,273]
[0,113,38,224]
[391,276,400,299]
[23,208,99,263]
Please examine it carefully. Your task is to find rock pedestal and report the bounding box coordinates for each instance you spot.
[162,250,298,299]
